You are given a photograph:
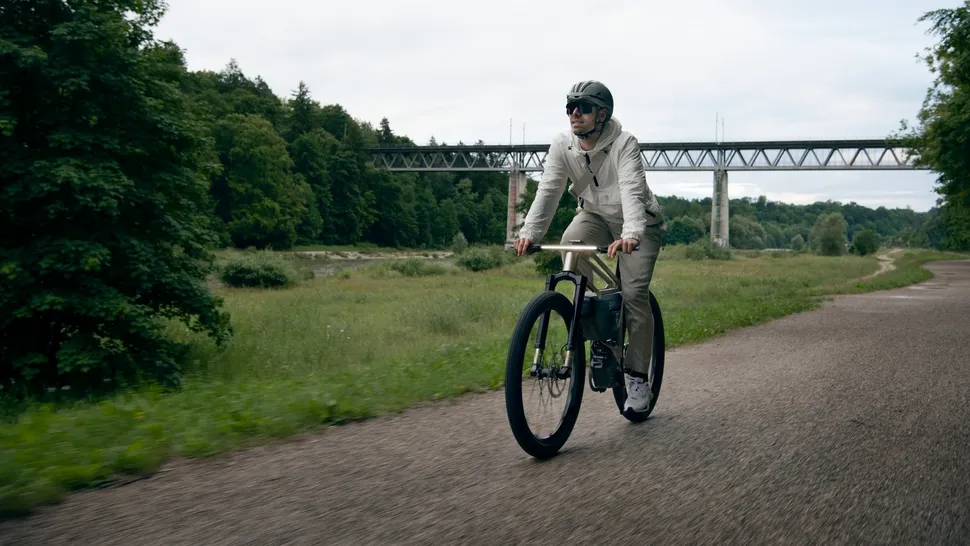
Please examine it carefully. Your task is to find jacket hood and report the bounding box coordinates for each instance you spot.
[568,117,623,156]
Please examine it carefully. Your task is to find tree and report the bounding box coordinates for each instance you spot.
[289,131,337,243]
[363,169,420,247]
[791,234,806,252]
[897,2,970,250]
[291,174,324,245]
[762,221,785,248]
[0,0,232,398]
[327,146,367,244]
[434,199,461,246]
[216,60,285,130]
[211,113,310,249]
[664,216,706,245]
[729,215,768,249]
[285,81,319,141]
[809,213,849,256]
[850,229,880,256]
[378,117,396,144]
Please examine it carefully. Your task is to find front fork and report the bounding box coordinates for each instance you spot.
[531,273,588,379]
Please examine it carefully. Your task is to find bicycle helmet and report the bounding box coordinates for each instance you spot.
[566,80,613,139]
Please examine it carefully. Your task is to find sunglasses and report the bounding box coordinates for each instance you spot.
[566,101,597,115]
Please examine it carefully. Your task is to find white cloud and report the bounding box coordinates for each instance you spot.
[153,0,945,211]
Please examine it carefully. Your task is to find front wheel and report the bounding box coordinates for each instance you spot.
[505,290,586,459]
[613,291,665,422]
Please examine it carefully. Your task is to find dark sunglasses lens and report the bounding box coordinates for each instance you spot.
[566,102,595,115]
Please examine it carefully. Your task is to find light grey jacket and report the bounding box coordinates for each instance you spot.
[518,117,664,243]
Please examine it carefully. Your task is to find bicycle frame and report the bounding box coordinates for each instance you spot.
[525,241,628,378]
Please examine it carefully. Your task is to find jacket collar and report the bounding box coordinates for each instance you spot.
[567,117,622,157]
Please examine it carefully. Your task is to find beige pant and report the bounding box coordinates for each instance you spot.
[559,211,664,376]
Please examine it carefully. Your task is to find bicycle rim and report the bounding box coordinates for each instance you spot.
[505,290,585,459]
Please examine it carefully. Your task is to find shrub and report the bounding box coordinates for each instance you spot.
[850,230,880,256]
[685,238,733,261]
[219,252,305,288]
[388,259,451,277]
[451,232,469,254]
[454,247,508,272]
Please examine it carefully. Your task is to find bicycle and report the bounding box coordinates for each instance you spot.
[504,240,665,459]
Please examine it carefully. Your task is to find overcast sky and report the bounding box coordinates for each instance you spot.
[154,0,949,212]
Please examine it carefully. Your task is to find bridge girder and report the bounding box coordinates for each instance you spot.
[368,139,921,172]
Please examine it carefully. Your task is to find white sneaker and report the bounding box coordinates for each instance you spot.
[624,373,651,413]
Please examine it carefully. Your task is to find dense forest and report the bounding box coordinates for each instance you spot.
[177,60,511,250]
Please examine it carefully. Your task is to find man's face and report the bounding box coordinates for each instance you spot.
[567,100,605,135]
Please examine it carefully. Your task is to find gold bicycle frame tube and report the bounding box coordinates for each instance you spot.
[535,243,621,296]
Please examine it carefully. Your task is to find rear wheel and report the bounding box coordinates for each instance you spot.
[505,290,585,459]
[613,291,665,422]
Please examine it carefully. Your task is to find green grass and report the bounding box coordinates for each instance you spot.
[1,246,966,516]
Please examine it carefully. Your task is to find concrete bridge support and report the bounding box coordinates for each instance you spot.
[710,168,729,247]
[507,167,529,243]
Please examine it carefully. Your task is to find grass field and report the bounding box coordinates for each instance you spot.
[0,246,965,516]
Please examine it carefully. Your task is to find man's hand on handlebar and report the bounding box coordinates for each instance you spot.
[607,238,639,259]
[513,238,533,257]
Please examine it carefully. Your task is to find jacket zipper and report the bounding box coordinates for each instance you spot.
[578,145,657,218]
[584,154,599,187]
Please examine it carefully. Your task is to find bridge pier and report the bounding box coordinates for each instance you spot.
[710,168,729,247]
[507,167,528,243]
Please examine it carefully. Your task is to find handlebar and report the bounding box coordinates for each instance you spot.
[504,242,640,255]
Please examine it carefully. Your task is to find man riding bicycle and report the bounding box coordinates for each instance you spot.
[514,80,666,415]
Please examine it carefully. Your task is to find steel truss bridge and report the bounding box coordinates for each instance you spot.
[367,139,924,246]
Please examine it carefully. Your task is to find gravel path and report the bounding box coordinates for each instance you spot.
[2,260,969,545]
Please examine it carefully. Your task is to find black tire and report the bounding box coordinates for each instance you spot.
[613,291,665,422]
[505,290,586,459]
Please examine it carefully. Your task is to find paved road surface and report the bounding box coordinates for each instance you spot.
[3,260,969,545]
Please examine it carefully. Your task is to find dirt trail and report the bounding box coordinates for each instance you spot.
[859,247,902,280]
